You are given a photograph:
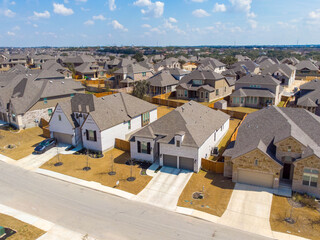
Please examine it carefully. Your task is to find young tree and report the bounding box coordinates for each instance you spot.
[133,52,145,62]
[132,80,150,99]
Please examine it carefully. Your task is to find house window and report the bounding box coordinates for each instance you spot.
[142,112,150,126]
[214,131,216,141]
[86,130,97,142]
[138,141,151,154]
[142,72,146,77]
[71,94,75,98]
[48,109,53,116]
[58,115,62,121]
[184,90,188,97]
[201,92,204,98]
[224,87,227,93]
[44,98,47,104]
[12,114,16,122]
[288,146,292,152]
[216,89,219,96]
[241,97,244,104]
[303,168,319,187]
[254,159,259,166]
[206,92,209,99]
[128,120,131,130]
[176,140,180,147]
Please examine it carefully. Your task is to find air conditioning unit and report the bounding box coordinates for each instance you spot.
[211,147,219,156]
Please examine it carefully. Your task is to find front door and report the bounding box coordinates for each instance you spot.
[282,163,291,180]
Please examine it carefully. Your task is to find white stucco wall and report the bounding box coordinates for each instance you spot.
[49,105,74,135]
[81,115,102,151]
[130,136,155,162]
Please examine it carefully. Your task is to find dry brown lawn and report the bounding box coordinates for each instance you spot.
[178,171,235,217]
[157,106,174,118]
[0,213,45,240]
[41,148,152,195]
[0,127,46,160]
[270,195,320,240]
[227,106,259,113]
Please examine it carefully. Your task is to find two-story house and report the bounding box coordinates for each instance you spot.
[175,69,234,102]
[49,93,157,151]
[130,101,230,172]
[296,79,320,116]
[261,64,296,87]
[229,74,282,108]
[223,106,320,198]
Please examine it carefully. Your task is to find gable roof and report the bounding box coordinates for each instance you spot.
[237,74,281,86]
[295,60,319,71]
[132,101,229,148]
[147,70,179,87]
[261,63,296,78]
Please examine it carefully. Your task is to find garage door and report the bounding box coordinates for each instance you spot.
[53,132,73,145]
[163,154,177,168]
[179,157,194,171]
[237,169,273,188]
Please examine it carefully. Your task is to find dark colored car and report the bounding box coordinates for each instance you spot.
[34,138,56,154]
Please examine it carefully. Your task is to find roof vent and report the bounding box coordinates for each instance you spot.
[49,80,53,83]
[102,97,104,100]
[61,81,64,84]
[181,107,184,112]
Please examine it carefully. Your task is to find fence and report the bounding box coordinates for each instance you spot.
[115,138,130,152]
[40,118,50,138]
[201,158,224,173]
[94,91,116,98]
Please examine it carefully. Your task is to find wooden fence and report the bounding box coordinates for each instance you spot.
[115,138,130,152]
[201,158,224,173]
[94,91,116,98]
[40,118,50,138]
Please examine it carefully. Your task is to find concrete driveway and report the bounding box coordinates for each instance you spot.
[219,183,274,238]
[133,167,193,211]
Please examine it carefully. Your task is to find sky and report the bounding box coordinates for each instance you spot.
[0,0,320,47]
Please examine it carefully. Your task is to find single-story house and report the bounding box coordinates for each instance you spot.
[130,101,230,172]
[147,70,179,96]
[49,93,158,151]
[223,106,320,198]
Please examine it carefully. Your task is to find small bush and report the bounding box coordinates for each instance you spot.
[292,192,318,209]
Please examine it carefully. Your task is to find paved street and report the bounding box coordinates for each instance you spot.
[0,162,272,240]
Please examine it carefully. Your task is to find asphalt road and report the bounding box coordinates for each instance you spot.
[0,162,272,240]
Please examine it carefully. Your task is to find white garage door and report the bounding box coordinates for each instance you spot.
[237,169,273,188]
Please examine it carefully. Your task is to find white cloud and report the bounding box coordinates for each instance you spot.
[93,14,106,20]
[76,0,87,2]
[7,31,15,36]
[149,27,165,34]
[33,24,38,28]
[3,9,15,17]
[84,19,94,25]
[142,24,151,28]
[134,0,164,18]
[164,19,185,35]
[81,7,90,11]
[33,10,51,19]
[213,3,226,12]
[12,26,20,31]
[192,9,210,17]
[229,0,255,18]
[112,20,128,31]
[309,9,320,20]
[53,3,74,16]
[10,1,16,5]
[248,19,257,29]
[109,0,116,11]
[191,0,206,2]
[64,0,69,3]
[168,17,177,23]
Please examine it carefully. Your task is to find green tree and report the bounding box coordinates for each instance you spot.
[133,52,145,62]
[221,56,237,67]
[132,80,150,99]
[66,63,76,78]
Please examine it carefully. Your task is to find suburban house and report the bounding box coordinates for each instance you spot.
[229,74,282,108]
[49,93,157,151]
[62,55,96,68]
[182,62,198,71]
[258,58,277,70]
[130,101,230,172]
[154,58,181,72]
[223,106,320,198]
[0,74,85,129]
[147,70,179,96]
[167,68,190,80]
[113,63,153,88]
[175,69,234,102]
[281,57,300,66]
[235,55,251,62]
[0,54,29,71]
[197,58,226,74]
[296,79,320,115]
[229,60,260,80]
[295,60,319,77]
[75,62,106,79]
[261,64,296,87]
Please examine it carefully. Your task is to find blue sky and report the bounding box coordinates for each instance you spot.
[0,0,320,47]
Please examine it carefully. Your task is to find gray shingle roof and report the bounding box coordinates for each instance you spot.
[237,74,281,86]
[147,70,178,87]
[230,88,275,98]
[295,60,319,71]
[132,101,230,148]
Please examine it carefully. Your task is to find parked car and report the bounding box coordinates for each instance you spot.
[34,138,56,154]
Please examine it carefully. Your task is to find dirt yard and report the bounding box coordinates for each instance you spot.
[41,148,152,195]
[157,106,174,118]
[0,127,46,160]
[227,106,259,113]
[0,213,45,240]
[178,171,235,217]
[270,195,320,240]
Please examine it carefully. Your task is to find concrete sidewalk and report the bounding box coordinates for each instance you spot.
[0,203,96,240]
[133,167,193,211]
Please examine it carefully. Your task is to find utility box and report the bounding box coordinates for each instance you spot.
[214,100,227,110]
[0,226,5,238]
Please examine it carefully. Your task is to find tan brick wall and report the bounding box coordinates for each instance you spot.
[133,72,153,81]
[293,155,320,198]
[275,137,305,160]
[232,149,282,184]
